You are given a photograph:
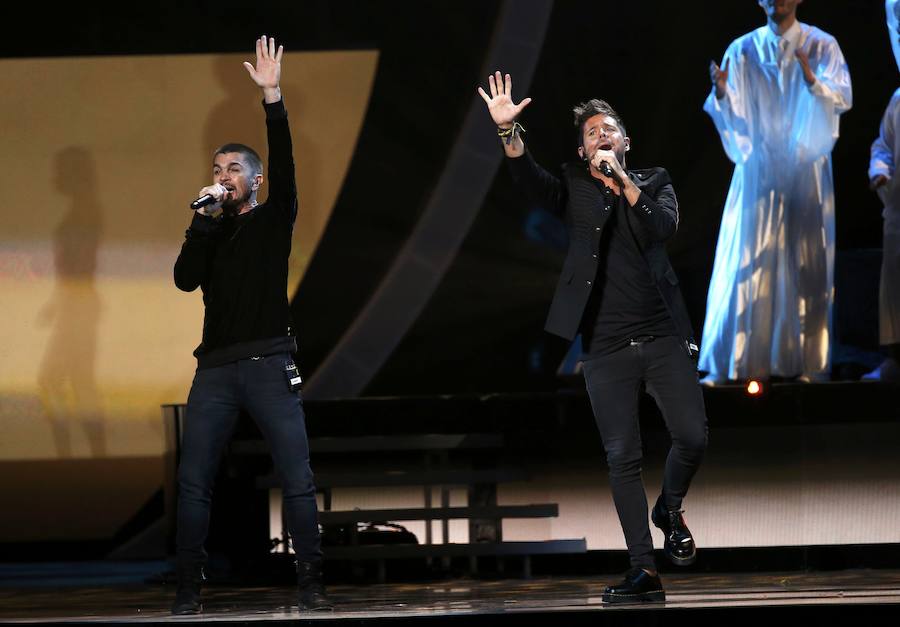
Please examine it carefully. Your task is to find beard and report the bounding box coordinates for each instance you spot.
[221,190,251,215]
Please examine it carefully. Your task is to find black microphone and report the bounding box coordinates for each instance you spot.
[190,194,217,210]
[599,161,616,178]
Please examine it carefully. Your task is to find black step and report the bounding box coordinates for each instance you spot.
[318,504,558,525]
[230,433,504,456]
[322,539,587,560]
[257,467,531,489]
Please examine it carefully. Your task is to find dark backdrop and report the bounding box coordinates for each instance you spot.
[7,0,894,396]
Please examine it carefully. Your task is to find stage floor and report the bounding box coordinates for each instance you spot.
[2,569,899,624]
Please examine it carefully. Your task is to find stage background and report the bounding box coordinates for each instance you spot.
[1,1,895,547]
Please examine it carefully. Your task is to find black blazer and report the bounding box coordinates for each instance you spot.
[507,150,699,358]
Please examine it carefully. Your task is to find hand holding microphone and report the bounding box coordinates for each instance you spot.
[592,149,622,183]
[190,184,231,214]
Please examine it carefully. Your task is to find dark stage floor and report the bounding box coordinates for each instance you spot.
[2,570,899,624]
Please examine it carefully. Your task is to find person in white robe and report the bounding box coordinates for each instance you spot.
[699,0,852,384]
[863,0,900,383]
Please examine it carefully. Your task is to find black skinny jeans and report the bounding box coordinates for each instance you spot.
[582,335,708,570]
[176,353,322,565]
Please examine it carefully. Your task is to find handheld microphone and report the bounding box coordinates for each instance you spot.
[599,161,614,178]
[190,194,217,210]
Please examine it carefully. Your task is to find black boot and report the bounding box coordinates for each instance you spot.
[171,563,205,615]
[297,560,333,611]
[651,496,697,566]
[602,568,665,604]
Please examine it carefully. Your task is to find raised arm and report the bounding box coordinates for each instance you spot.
[795,36,852,115]
[477,71,564,213]
[790,34,852,162]
[703,43,753,165]
[175,37,291,291]
[243,34,282,104]
[245,35,297,222]
[477,70,532,158]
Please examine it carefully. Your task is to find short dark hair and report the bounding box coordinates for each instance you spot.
[572,99,627,146]
[213,143,263,176]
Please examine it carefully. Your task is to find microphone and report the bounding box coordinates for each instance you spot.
[599,161,614,178]
[190,194,217,210]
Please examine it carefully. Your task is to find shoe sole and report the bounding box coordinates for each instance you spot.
[171,605,202,616]
[665,546,696,566]
[652,511,697,567]
[299,602,335,612]
[602,590,666,604]
[300,606,335,612]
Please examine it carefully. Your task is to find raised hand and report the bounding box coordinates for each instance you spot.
[794,48,816,86]
[243,35,283,103]
[870,174,889,191]
[709,59,729,100]
[477,70,532,129]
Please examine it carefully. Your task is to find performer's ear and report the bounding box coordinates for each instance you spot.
[577,146,586,160]
[624,137,631,152]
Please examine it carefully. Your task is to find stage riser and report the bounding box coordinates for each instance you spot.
[292,422,900,552]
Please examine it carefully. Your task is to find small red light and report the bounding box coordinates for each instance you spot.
[746,380,762,396]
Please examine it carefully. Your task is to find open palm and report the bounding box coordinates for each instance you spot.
[710,59,729,98]
[477,70,532,127]
[243,35,282,89]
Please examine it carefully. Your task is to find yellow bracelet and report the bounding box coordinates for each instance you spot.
[497,122,525,144]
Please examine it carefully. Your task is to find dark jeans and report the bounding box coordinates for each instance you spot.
[176,353,322,564]
[582,336,708,570]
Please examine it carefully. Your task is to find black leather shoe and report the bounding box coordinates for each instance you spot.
[171,563,205,615]
[652,497,697,566]
[297,560,334,611]
[602,568,665,604]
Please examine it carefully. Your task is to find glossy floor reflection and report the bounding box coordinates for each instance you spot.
[1,570,899,623]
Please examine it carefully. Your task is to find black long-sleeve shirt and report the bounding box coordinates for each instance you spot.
[580,181,675,356]
[174,99,298,369]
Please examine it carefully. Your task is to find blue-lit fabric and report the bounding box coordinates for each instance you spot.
[888,0,900,72]
[870,89,900,234]
[700,21,852,380]
[869,86,900,344]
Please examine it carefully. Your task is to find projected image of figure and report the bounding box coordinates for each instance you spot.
[699,0,852,385]
[171,36,331,615]
[478,72,707,604]
[37,146,106,459]
[863,0,900,383]
[888,0,900,72]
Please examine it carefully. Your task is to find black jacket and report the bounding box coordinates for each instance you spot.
[507,150,698,358]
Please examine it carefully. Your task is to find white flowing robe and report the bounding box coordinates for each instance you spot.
[888,0,900,72]
[870,0,900,345]
[700,21,852,380]
[870,90,900,345]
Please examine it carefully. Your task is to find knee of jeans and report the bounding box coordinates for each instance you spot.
[605,446,643,477]
[281,470,317,500]
[674,428,708,459]
[177,466,214,500]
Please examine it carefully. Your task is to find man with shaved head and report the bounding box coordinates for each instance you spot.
[172,36,331,615]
